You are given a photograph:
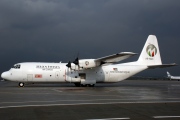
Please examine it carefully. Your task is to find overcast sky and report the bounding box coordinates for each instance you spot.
[0,0,180,77]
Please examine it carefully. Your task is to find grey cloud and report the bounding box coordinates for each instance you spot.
[0,0,180,77]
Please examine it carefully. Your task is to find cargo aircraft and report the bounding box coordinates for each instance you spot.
[167,71,180,81]
[1,35,176,87]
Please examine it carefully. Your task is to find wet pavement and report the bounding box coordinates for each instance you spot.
[0,80,180,120]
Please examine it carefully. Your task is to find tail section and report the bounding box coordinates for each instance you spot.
[138,35,162,65]
[167,71,171,78]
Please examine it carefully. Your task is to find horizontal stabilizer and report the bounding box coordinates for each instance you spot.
[95,52,137,63]
[148,63,177,69]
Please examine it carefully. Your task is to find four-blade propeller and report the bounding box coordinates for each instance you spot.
[66,56,80,69]
[66,61,71,68]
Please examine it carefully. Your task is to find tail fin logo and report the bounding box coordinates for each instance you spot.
[146,44,157,57]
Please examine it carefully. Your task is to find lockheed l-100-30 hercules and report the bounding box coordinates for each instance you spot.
[1,35,176,87]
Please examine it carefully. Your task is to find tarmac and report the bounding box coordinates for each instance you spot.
[0,80,180,120]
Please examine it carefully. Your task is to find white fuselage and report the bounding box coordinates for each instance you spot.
[1,62,147,84]
[169,76,180,80]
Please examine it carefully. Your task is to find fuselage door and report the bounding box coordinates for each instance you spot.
[105,71,109,81]
[27,74,33,81]
[55,71,60,79]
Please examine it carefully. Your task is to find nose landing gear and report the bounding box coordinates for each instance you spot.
[19,82,24,87]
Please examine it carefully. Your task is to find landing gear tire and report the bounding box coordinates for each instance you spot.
[80,84,95,87]
[89,84,95,87]
[74,83,81,87]
[80,84,87,87]
[19,82,24,87]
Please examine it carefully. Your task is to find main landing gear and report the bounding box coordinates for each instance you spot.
[74,83,95,87]
[19,82,24,87]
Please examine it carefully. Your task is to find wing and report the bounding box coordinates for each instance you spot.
[95,52,137,64]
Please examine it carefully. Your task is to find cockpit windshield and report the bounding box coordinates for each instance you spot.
[12,64,21,69]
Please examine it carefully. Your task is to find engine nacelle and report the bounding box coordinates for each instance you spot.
[79,59,100,69]
[67,59,100,70]
[71,64,82,70]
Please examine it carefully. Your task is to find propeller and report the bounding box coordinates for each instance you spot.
[73,57,79,65]
[73,53,80,66]
[66,53,80,70]
[66,61,71,68]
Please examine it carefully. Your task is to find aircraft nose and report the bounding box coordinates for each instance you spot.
[1,71,9,80]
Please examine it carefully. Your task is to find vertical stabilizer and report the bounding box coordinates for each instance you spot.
[138,35,162,65]
[167,71,171,78]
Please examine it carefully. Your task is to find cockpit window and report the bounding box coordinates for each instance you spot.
[12,64,21,69]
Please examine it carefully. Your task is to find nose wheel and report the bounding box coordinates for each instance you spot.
[19,82,24,87]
